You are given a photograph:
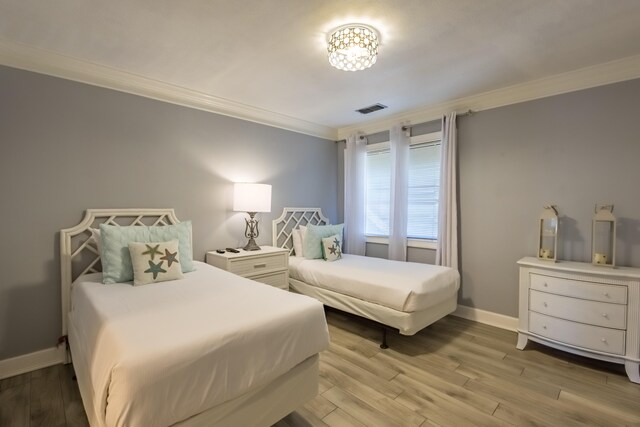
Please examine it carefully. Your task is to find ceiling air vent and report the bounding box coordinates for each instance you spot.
[356,103,388,115]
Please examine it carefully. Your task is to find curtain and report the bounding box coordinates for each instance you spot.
[344,133,367,255]
[388,125,410,261]
[435,112,459,270]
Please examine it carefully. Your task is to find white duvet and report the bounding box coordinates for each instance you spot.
[289,254,460,312]
[69,261,329,427]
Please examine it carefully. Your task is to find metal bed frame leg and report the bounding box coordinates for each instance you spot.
[380,327,389,349]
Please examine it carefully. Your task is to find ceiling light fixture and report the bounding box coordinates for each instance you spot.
[327,24,379,71]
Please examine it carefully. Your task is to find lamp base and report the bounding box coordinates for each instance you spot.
[243,237,261,251]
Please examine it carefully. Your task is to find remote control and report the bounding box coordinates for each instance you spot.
[226,248,240,253]
[215,249,225,254]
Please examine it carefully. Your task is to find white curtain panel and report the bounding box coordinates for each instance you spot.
[344,133,367,255]
[388,125,410,261]
[436,112,459,270]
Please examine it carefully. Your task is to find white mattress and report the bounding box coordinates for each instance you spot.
[69,261,329,427]
[289,254,460,312]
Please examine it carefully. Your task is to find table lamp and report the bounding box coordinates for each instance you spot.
[233,183,272,251]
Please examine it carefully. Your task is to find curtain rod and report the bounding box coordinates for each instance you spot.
[335,109,475,143]
[334,135,365,144]
[401,109,474,131]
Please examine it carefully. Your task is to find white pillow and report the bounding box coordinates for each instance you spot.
[292,225,308,257]
[292,229,303,257]
[299,225,307,248]
[128,240,184,286]
[89,228,102,255]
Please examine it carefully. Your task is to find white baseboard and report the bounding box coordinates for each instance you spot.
[0,346,66,380]
[452,304,518,331]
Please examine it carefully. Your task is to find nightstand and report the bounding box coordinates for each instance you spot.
[206,246,289,290]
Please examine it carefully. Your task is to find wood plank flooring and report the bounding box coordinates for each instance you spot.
[2,309,639,426]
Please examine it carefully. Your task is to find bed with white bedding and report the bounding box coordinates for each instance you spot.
[61,209,329,427]
[273,208,460,341]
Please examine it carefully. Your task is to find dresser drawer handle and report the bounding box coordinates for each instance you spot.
[603,292,609,297]
[542,325,547,329]
[543,302,548,307]
[543,283,548,287]
[602,313,608,319]
[254,263,267,269]
[601,338,607,343]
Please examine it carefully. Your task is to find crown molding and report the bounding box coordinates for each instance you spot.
[0,40,337,140]
[2,39,639,142]
[337,54,640,138]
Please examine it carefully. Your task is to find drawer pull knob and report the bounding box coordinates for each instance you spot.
[542,325,547,329]
[254,263,267,269]
[601,338,607,343]
[602,313,608,318]
[543,302,548,307]
[543,283,548,287]
[603,292,609,297]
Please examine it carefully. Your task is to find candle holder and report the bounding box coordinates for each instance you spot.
[537,205,558,262]
[592,204,616,267]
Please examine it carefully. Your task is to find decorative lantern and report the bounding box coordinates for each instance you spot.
[592,204,616,267]
[537,205,558,262]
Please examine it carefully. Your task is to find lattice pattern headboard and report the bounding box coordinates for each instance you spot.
[60,209,180,340]
[272,208,329,255]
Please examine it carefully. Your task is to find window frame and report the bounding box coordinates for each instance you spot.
[364,130,442,250]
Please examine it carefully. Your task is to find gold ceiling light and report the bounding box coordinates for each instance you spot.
[327,24,379,71]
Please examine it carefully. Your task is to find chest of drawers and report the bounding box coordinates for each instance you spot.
[206,246,289,290]
[517,257,640,383]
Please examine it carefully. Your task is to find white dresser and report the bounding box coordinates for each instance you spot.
[517,257,639,383]
[206,246,289,290]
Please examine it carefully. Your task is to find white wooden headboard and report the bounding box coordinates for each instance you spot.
[59,209,180,342]
[272,207,329,255]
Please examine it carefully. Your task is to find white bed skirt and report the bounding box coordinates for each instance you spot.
[289,278,457,336]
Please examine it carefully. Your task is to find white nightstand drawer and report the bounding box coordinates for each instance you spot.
[250,270,288,290]
[529,290,626,329]
[530,273,627,304]
[228,253,287,276]
[529,312,625,355]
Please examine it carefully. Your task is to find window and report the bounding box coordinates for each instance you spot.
[364,132,441,241]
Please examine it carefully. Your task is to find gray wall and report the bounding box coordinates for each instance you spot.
[0,65,338,360]
[340,79,640,319]
[458,78,640,317]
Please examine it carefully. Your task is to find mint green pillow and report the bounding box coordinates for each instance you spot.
[304,223,344,259]
[100,222,195,284]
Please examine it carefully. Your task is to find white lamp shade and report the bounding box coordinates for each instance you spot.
[233,183,272,213]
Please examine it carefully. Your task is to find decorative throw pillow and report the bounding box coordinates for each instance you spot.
[128,240,183,286]
[100,221,195,284]
[322,234,342,262]
[304,223,344,259]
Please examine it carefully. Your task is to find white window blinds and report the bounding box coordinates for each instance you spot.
[364,149,391,236]
[407,143,441,239]
[364,141,441,240]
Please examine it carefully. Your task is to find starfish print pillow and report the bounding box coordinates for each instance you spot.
[128,240,184,286]
[321,234,342,262]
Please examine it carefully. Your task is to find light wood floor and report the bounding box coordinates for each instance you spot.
[2,310,639,426]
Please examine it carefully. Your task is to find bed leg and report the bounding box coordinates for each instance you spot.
[380,327,389,349]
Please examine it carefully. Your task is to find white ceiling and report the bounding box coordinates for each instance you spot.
[1,0,640,136]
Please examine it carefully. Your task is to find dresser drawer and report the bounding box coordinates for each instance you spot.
[529,312,625,355]
[530,273,627,304]
[250,270,289,290]
[529,290,626,329]
[228,253,287,276]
